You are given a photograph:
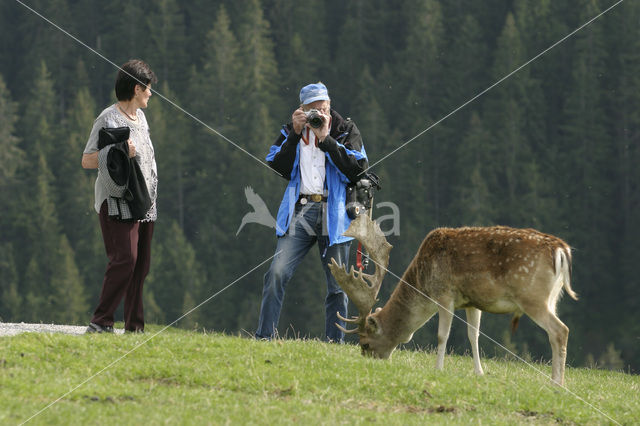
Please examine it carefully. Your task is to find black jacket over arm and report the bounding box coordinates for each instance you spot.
[267,109,368,183]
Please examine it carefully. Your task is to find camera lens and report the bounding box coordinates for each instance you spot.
[307,110,323,128]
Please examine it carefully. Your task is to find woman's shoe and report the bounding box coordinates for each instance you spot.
[85,322,114,334]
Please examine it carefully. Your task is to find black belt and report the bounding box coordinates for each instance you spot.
[299,194,327,204]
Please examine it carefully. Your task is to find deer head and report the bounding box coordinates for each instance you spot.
[328,215,392,346]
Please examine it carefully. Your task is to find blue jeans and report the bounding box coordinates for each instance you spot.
[256,201,350,342]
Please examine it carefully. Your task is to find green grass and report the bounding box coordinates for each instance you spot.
[0,326,637,425]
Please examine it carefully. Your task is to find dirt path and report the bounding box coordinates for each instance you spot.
[0,322,124,336]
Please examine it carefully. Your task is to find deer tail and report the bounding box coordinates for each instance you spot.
[556,247,578,301]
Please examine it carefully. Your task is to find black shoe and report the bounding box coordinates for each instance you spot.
[125,329,144,334]
[86,322,114,334]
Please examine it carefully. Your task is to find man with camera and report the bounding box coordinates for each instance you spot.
[255,82,368,342]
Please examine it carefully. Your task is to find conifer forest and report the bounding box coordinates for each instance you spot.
[0,0,638,372]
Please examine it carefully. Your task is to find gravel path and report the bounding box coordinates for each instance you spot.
[0,322,124,336]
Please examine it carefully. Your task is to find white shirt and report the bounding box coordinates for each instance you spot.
[299,128,326,195]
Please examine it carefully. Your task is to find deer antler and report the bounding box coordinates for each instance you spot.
[328,215,392,333]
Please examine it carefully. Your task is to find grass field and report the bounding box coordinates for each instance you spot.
[0,325,637,425]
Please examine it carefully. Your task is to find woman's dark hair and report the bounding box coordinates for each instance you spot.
[114,59,158,101]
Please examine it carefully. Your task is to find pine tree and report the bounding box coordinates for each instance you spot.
[20,154,63,320]
[0,74,25,241]
[0,243,22,322]
[329,0,406,111]
[147,221,206,327]
[181,5,243,265]
[512,0,566,184]
[440,0,511,47]
[58,86,96,237]
[22,234,87,324]
[602,0,640,369]
[329,1,368,110]
[513,0,560,53]
[58,82,104,300]
[391,0,446,226]
[0,75,24,183]
[180,0,223,69]
[102,1,148,60]
[264,0,330,97]
[440,14,488,115]
[483,13,544,226]
[557,0,612,365]
[20,61,56,156]
[351,66,390,156]
[183,4,242,223]
[235,0,280,152]
[194,5,241,133]
[0,3,16,84]
[23,257,45,322]
[48,235,87,324]
[142,288,165,326]
[15,61,57,255]
[190,2,282,334]
[146,82,189,230]
[146,0,188,93]
[16,0,75,116]
[398,0,444,132]
[454,113,496,226]
[13,62,84,322]
[436,13,489,222]
[559,0,610,257]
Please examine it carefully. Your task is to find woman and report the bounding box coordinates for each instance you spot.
[82,59,158,333]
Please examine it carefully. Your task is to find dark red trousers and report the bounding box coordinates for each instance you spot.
[91,201,154,331]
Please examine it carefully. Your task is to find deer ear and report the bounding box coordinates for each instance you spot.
[366,316,381,334]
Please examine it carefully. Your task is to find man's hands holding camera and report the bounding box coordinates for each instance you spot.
[292,108,307,135]
[291,107,330,142]
[307,109,330,142]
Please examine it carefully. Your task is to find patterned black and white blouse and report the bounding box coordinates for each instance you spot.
[83,104,158,221]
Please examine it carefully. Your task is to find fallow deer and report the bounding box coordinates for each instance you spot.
[329,215,578,385]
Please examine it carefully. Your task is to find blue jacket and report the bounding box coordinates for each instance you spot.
[266,110,368,246]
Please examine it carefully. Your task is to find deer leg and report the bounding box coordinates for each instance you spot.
[465,308,484,375]
[526,306,569,386]
[435,300,454,371]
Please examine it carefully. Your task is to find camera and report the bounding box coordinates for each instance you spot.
[305,109,324,128]
[346,172,381,220]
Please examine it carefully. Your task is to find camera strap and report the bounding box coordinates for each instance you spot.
[301,117,332,146]
[300,128,317,147]
[356,242,365,270]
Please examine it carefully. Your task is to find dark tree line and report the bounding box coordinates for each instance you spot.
[0,0,637,372]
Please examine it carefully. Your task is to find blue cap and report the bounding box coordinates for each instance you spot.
[299,82,330,105]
